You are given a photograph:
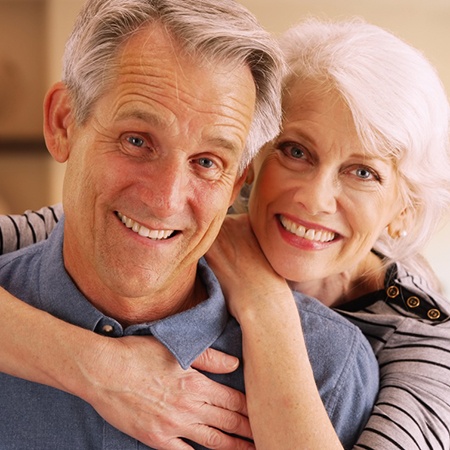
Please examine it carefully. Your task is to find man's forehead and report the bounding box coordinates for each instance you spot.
[117,22,252,86]
[117,22,213,77]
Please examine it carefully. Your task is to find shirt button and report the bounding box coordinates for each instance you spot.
[386,286,399,298]
[406,296,420,308]
[428,309,441,320]
[102,324,114,334]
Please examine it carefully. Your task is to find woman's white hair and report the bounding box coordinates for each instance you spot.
[62,0,285,173]
[279,17,450,275]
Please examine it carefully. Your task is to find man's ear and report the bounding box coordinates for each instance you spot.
[245,163,255,185]
[229,166,250,207]
[43,82,75,163]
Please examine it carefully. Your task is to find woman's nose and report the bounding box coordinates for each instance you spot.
[293,171,338,216]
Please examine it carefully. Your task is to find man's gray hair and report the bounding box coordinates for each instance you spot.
[62,0,285,172]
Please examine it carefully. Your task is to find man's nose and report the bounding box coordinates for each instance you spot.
[141,160,188,217]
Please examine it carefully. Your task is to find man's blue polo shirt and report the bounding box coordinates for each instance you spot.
[0,218,378,449]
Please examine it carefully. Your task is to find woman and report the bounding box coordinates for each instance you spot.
[1,17,450,449]
[207,18,450,449]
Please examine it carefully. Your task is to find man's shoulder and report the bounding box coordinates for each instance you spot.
[0,224,61,298]
[0,240,45,287]
[0,238,41,266]
[293,291,363,334]
[293,290,377,373]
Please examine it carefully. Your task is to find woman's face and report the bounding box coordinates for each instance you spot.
[249,81,404,284]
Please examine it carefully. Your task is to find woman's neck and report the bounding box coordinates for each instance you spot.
[288,252,386,308]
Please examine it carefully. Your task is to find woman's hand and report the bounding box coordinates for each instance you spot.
[205,214,290,321]
[69,334,254,449]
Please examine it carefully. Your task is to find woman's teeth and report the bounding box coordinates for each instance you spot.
[280,215,335,243]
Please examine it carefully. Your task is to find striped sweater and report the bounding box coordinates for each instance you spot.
[336,263,450,449]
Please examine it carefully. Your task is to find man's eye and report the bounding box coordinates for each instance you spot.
[127,136,145,147]
[190,156,224,181]
[197,157,215,169]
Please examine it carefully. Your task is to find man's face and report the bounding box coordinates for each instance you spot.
[59,25,256,318]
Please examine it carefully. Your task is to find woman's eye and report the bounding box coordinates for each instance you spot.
[356,168,371,179]
[351,166,380,181]
[278,142,307,160]
[289,146,305,159]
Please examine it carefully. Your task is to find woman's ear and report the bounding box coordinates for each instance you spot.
[43,82,75,163]
[387,207,410,239]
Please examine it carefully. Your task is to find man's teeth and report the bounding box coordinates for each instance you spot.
[280,215,335,243]
[117,213,174,240]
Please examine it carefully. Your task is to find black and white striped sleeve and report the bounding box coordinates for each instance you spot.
[352,319,450,450]
[0,204,63,255]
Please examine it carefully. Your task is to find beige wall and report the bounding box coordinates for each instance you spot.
[0,1,46,139]
[241,0,450,91]
[0,0,448,290]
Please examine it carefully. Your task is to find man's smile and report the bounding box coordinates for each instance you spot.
[117,212,176,240]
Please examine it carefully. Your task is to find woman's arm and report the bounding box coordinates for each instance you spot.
[0,204,63,254]
[206,214,343,449]
[0,285,253,449]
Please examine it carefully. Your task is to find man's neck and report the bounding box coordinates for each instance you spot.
[66,252,208,327]
[93,274,208,327]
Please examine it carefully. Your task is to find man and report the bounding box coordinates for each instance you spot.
[0,0,378,449]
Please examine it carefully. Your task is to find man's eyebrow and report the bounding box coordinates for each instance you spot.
[207,136,242,154]
[115,109,168,128]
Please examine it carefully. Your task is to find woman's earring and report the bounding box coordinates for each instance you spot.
[387,225,408,239]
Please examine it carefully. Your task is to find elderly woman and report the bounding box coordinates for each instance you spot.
[1,17,450,449]
[207,17,450,449]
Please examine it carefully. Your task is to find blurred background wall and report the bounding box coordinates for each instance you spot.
[0,0,448,292]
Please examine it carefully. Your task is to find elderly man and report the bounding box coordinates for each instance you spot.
[0,0,378,449]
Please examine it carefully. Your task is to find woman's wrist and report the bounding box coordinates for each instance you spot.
[229,283,295,325]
